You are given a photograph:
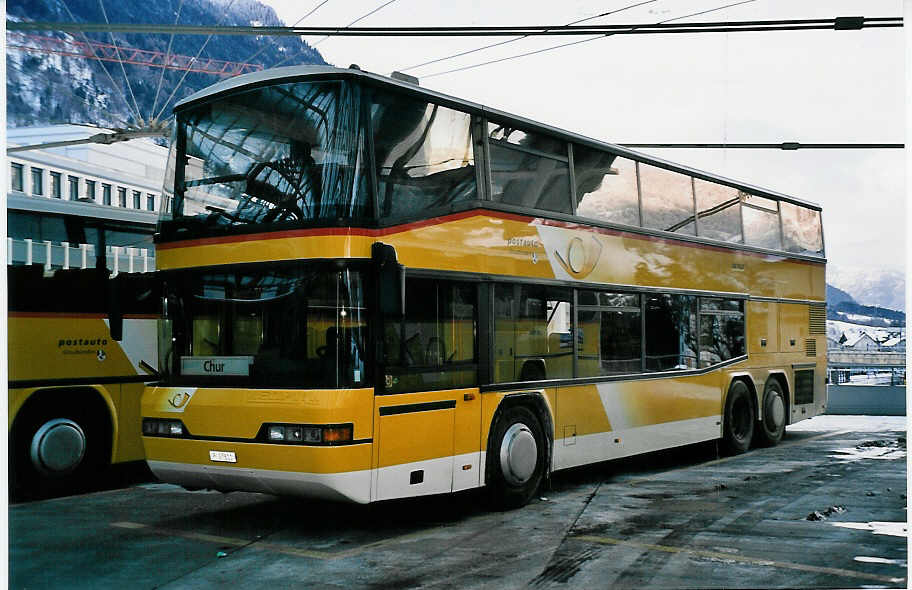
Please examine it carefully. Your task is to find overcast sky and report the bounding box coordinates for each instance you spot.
[261,0,905,278]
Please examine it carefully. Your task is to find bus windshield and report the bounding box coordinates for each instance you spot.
[159,263,369,388]
[167,80,370,227]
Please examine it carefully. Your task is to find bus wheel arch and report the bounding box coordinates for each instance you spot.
[721,378,756,455]
[485,393,553,509]
[755,373,789,447]
[10,387,114,497]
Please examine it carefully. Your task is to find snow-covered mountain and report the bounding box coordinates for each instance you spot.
[7,0,326,129]
[827,265,905,311]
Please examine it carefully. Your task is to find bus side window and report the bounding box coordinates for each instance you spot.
[384,278,478,393]
[645,294,698,372]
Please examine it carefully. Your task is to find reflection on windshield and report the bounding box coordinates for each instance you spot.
[160,265,369,388]
[173,81,369,227]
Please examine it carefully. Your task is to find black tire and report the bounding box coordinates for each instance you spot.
[721,380,754,455]
[486,405,547,510]
[10,401,110,499]
[755,379,787,447]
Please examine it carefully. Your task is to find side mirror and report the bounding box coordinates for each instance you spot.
[372,242,404,318]
[108,274,123,341]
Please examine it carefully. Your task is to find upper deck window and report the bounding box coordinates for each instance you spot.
[742,195,782,250]
[573,145,640,227]
[780,201,823,255]
[639,164,696,235]
[168,80,369,228]
[693,178,743,243]
[488,123,572,215]
[371,92,476,219]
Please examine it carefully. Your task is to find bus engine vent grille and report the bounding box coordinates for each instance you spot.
[808,304,826,334]
[795,369,814,404]
[805,338,817,357]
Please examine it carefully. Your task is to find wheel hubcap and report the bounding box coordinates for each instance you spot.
[766,393,785,431]
[499,423,537,486]
[30,418,86,475]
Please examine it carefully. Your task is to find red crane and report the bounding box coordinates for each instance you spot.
[7,32,263,76]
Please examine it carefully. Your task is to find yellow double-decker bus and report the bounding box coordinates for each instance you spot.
[142,65,826,508]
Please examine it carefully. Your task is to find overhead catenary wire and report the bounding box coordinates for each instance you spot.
[240,0,333,71]
[53,0,143,125]
[150,0,185,122]
[96,0,144,124]
[152,0,239,122]
[619,143,905,149]
[311,0,401,47]
[398,0,659,73]
[422,0,761,78]
[9,16,902,37]
[268,0,402,70]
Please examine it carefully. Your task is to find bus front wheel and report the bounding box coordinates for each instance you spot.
[755,379,787,446]
[486,405,546,510]
[721,381,754,455]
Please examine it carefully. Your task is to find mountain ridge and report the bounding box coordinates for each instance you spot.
[7,0,326,129]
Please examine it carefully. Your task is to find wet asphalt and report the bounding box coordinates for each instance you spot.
[9,415,908,589]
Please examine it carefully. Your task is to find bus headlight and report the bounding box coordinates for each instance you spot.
[143,418,186,437]
[260,423,352,445]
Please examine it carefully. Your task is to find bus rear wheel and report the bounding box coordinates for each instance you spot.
[10,403,108,499]
[486,405,546,510]
[721,381,754,455]
[755,379,787,446]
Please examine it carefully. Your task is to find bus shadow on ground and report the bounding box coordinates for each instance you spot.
[10,460,155,504]
[148,439,731,546]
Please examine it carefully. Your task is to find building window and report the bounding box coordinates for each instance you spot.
[11,163,24,192]
[68,175,80,200]
[146,194,155,211]
[102,183,112,205]
[31,167,43,196]
[85,179,96,201]
[50,172,62,198]
[118,187,127,207]
[133,190,141,209]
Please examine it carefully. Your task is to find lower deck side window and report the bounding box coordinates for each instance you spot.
[645,294,698,372]
[383,278,478,393]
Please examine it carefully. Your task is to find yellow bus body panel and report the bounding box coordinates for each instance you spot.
[8,314,154,464]
[8,314,137,382]
[144,437,372,474]
[143,386,376,441]
[155,212,825,302]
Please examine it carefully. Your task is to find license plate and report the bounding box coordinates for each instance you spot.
[209,450,237,463]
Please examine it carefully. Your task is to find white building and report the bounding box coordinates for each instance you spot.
[845,333,880,351]
[7,125,168,273]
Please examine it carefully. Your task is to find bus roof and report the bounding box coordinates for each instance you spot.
[174,65,821,211]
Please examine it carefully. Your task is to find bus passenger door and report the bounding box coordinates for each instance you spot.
[374,396,455,501]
